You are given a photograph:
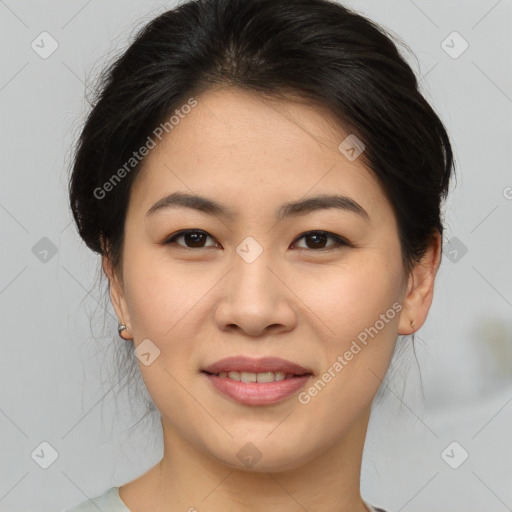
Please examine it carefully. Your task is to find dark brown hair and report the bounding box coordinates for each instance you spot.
[68,0,455,425]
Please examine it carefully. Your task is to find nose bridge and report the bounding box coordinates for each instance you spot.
[231,235,278,303]
[213,234,296,335]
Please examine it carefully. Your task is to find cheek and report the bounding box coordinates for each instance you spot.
[121,245,197,338]
[287,263,404,452]
[121,256,200,407]
[305,256,403,401]
[305,253,403,342]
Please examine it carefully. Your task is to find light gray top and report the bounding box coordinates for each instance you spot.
[63,487,130,512]
[63,486,386,512]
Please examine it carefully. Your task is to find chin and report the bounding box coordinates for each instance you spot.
[205,434,316,474]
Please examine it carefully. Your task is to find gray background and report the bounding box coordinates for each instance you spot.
[1,1,511,511]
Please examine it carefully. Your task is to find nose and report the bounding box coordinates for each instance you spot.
[213,247,297,337]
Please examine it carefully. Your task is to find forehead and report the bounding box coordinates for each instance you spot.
[128,87,388,222]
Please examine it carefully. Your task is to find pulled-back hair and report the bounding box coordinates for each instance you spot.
[68,0,455,425]
[70,0,454,277]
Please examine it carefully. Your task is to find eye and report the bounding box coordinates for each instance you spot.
[291,230,349,251]
[163,230,219,249]
[163,229,349,251]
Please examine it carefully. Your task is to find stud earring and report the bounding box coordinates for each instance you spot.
[117,323,132,340]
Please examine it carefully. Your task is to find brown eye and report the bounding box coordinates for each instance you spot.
[292,231,348,251]
[164,230,218,249]
[163,229,349,251]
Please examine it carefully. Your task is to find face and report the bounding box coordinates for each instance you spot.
[106,87,431,472]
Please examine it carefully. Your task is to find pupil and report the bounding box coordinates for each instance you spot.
[186,232,204,247]
[308,233,326,248]
[182,232,328,249]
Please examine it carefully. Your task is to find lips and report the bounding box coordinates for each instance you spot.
[201,356,313,376]
[201,356,314,405]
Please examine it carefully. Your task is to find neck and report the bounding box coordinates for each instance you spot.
[121,405,373,512]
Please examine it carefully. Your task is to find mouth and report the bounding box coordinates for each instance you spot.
[201,356,314,405]
[202,370,310,382]
[201,355,313,377]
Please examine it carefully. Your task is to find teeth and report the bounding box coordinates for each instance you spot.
[216,371,296,382]
[240,371,256,383]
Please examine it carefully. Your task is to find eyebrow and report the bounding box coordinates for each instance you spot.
[146,191,370,222]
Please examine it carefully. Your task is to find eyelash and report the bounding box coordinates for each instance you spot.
[162,229,350,252]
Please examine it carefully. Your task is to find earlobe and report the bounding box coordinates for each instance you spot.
[398,231,442,335]
[101,254,133,340]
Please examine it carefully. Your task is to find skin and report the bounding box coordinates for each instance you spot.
[103,87,441,512]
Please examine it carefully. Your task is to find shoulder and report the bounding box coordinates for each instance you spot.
[365,503,390,512]
[62,487,130,512]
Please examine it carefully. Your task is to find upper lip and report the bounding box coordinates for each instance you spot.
[202,356,313,376]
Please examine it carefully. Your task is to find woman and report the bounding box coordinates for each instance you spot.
[66,0,454,510]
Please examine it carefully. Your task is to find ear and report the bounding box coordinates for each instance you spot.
[101,252,133,339]
[398,230,442,335]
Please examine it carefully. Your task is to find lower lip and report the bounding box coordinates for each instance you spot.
[202,372,312,405]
